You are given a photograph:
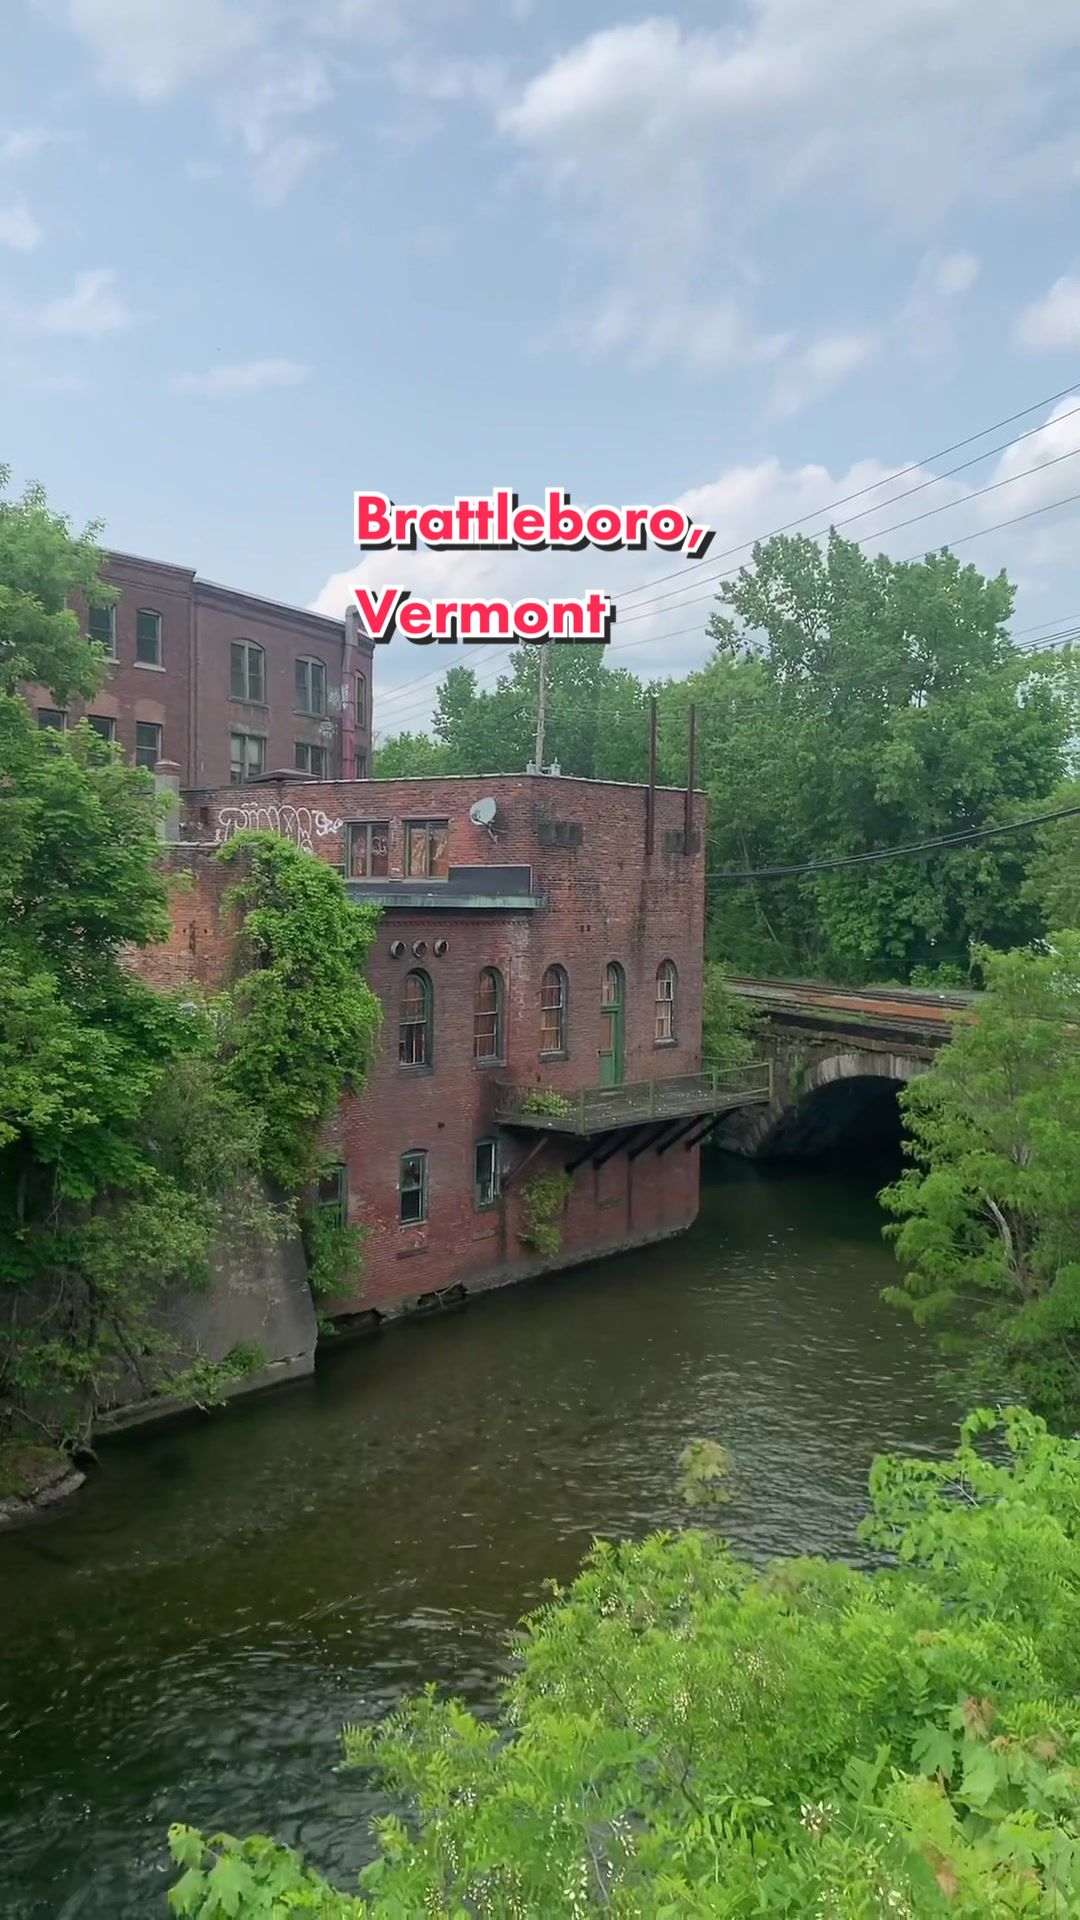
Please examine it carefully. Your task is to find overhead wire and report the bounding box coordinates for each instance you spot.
[705,803,1080,884]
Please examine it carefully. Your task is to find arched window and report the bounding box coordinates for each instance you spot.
[540,964,568,1056]
[655,959,677,1043]
[473,966,504,1062]
[355,672,368,729]
[230,638,265,703]
[399,970,433,1067]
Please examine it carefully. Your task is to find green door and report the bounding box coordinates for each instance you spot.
[599,962,625,1087]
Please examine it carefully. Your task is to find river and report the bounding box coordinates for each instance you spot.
[0,1153,958,1917]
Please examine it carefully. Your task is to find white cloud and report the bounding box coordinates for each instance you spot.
[566,292,788,373]
[313,401,1080,733]
[0,128,62,163]
[496,7,1080,380]
[500,7,1080,222]
[223,52,332,203]
[38,269,137,336]
[767,333,878,419]
[172,357,309,396]
[0,204,43,251]
[901,248,981,358]
[1016,274,1080,350]
[65,0,259,100]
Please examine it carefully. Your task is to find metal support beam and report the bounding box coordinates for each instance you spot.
[500,1135,548,1193]
[592,1129,637,1171]
[657,1116,704,1155]
[629,1120,682,1159]
[682,1114,724,1152]
[565,1132,612,1175]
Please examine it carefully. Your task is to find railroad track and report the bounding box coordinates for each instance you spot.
[725,974,979,1031]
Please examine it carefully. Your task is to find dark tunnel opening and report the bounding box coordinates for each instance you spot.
[762,1074,907,1178]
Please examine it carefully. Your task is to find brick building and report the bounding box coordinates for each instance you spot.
[23,550,373,788]
[151,769,769,1320]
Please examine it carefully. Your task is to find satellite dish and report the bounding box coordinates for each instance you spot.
[469,796,498,827]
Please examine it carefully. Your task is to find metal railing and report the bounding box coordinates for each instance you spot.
[494,1060,773,1133]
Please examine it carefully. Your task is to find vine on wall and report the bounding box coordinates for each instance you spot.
[518,1169,573,1257]
[217,833,382,1303]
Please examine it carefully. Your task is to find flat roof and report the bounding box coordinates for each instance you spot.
[105,548,350,634]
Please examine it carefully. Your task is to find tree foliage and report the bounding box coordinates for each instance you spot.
[882,933,1080,1428]
[0,479,382,1442]
[0,464,112,704]
[169,1407,1080,1915]
[373,540,1078,984]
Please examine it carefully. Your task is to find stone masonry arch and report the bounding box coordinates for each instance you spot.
[718,1037,930,1158]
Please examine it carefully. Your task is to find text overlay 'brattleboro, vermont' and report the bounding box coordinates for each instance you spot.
[352,487,715,646]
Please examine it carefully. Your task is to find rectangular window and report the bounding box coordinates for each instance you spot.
[230,640,265,703]
[317,1164,347,1231]
[135,609,162,666]
[294,656,326,715]
[87,715,116,743]
[295,741,327,776]
[229,731,265,785]
[37,707,66,730]
[405,819,449,880]
[353,749,368,779]
[88,603,116,656]
[399,1150,427,1225]
[474,1139,500,1210]
[346,820,389,879]
[355,674,367,728]
[135,721,162,769]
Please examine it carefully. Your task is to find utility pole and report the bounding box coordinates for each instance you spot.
[534,642,549,771]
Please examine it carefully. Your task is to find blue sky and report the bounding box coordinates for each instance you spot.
[4,0,1080,737]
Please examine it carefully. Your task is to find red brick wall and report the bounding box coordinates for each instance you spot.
[33,553,196,773]
[45,552,372,790]
[162,774,708,1314]
[191,586,372,787]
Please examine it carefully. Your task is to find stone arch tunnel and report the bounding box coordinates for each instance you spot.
[719,1040,930,1160]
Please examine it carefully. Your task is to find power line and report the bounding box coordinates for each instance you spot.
[371,383,1080,719]
[372,485,1080,737]
[612,378,1080,604]
[706,803,1080,884]
[616,445,1080,625]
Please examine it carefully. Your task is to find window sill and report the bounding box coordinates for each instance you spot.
[229,696,269,709]
[293,709,328,721]
[134,660,166,672]
[539,1050,568,1063]
[473,1057,505,1071]
[653,1038,679,1049]
[398,1064,434,1075]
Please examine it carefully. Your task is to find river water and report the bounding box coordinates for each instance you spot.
[0,1154,957,1917]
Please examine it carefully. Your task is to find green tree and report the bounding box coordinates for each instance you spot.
[372,730,451,778]
[375,650,653,781]
[702,963,761,1066]
[882,934,1080,1426]
[0,465,112,703]
[0,476,382,1441]
[686,535,1080,980]
[1023,774,1080,931]
[169,1407,1080,1915]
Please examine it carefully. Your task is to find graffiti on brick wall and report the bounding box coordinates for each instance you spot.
[214,804,344,852]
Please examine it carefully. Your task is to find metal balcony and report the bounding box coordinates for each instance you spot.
[494,1062,773,1135]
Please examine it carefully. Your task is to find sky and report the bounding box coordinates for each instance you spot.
[4,0,1080,739]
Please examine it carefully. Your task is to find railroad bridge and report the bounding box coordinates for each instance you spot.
[716,978,974,1157]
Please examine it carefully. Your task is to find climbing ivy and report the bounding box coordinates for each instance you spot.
[518,1168,572,1256]
[218,834,381,1190]
[217,834,380,1300]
